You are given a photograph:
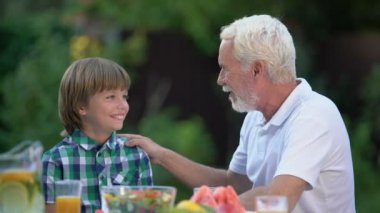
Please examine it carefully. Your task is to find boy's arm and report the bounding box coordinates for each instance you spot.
[138,148,154,185]
[42,151,62,209]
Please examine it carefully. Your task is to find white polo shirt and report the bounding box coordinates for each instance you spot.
[229,79,355,213]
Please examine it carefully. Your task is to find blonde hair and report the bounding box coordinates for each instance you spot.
[220,15,296,84]
[58,57,131,134]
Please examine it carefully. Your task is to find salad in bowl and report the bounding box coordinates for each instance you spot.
[101,185,176,213]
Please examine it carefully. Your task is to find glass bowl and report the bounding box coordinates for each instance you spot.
[101,185,176,213]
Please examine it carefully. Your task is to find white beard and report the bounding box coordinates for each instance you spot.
[231,95,252,112]
[223,86,258,113]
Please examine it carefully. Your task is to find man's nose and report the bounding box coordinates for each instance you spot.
[217,72,225,85]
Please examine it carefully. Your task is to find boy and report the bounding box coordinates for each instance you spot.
[42,57,153,213]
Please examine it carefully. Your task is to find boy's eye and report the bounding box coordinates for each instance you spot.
[106,95,115,99]
[123,95,129,101]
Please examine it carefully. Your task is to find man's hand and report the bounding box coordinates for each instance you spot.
[120,134,165,164]
[239,175,308,211]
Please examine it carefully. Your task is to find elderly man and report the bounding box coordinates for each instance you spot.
[125,14,356,212]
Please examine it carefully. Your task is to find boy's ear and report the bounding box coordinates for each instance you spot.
[77,104,87,116]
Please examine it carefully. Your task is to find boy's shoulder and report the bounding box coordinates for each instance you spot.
[42,137,77,159]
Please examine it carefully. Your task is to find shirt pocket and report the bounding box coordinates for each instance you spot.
[111,169,139,185]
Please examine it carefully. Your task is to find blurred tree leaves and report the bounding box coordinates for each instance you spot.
[0,12,71,150]
[136,108,216,200]
[139,108,215,165]
[63,0,282,56]
[347,66,380,211]
[349,120,380,211]
[121,30,148,66]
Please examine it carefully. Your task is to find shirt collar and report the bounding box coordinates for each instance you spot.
[70,129,117,150]
[264,78,311,128]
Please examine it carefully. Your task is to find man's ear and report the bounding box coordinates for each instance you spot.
[252,60,266,78]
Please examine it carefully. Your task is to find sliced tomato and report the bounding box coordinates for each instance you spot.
[145,189,162,199]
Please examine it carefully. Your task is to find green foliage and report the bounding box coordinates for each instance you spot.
[0,40,67,150]
[361,66,380,120]
[284,0,380,41]
[0,21,70,151]
[0,22,37,75]
[64,0,283,57]
[137,108,216,201]
[349,121,380,211]
[121,30,148,66]
[346,66,380,211]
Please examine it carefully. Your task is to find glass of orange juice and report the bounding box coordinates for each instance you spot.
[55,180,82,213]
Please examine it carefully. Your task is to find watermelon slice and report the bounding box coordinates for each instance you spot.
[191,185,245,213]
[191,185,218,208]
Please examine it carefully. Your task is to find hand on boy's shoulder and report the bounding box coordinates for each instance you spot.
[118,133,164,164]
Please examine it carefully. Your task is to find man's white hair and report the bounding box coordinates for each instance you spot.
[220,15,296,84]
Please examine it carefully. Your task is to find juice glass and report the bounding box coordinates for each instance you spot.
[0,141,44,213]
[193,186,218,194]
[55,180,82,213]
[255,195,288,213]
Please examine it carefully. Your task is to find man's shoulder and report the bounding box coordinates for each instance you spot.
[289,90,346,134]
[299,91,340,117]
[296,79,338,112]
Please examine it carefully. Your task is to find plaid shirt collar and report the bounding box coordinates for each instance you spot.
[69,129,118,151]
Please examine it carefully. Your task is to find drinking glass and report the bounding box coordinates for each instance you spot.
[193,186,219,195]
[255,195,288,213]
[55,180,82,213]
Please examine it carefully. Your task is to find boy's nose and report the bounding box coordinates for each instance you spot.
[118,98,129,110]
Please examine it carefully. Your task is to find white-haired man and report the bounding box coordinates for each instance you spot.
[125,15,356,212]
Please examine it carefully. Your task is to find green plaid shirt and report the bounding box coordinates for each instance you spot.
[42,129,153,212]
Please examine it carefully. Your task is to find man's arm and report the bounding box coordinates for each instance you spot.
[239,174,308,211]
[226,170,253,194]
[123,133,252,191]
